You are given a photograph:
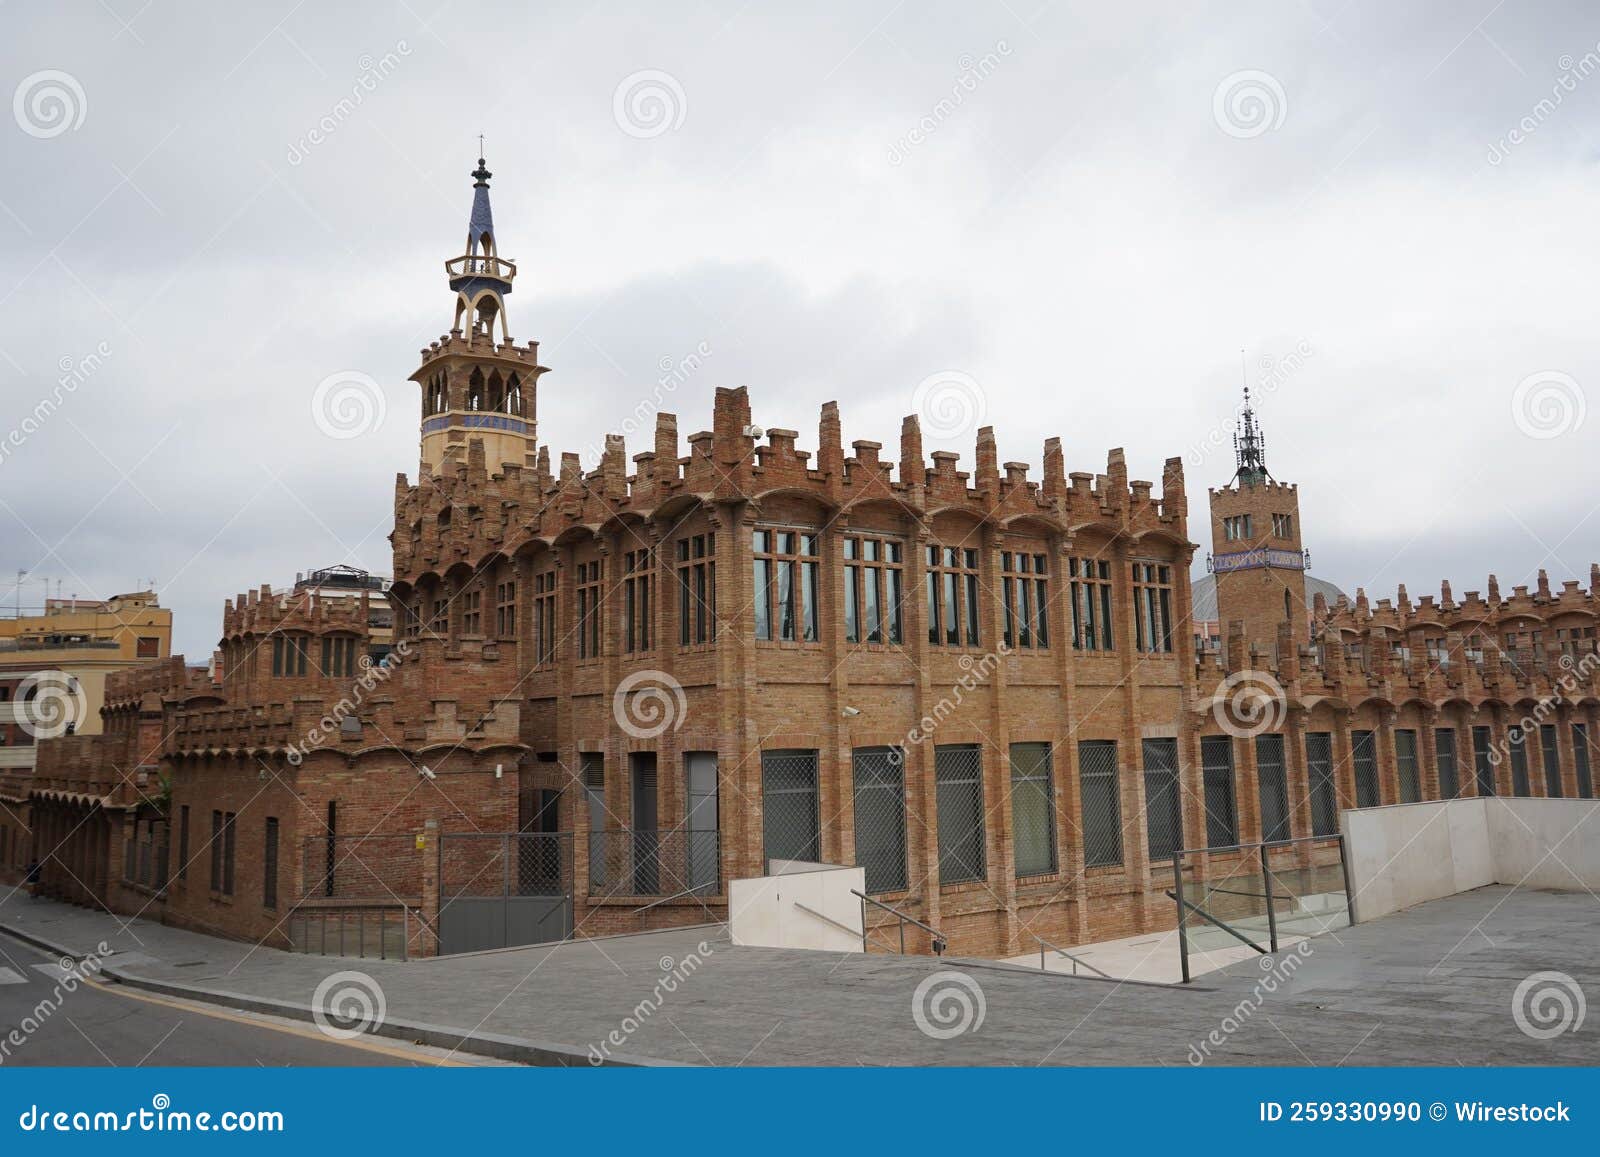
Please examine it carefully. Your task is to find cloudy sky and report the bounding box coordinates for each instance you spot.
[2,1,1596,657]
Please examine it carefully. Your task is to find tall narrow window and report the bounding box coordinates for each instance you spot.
[178,804,190,881]
[935,745,986,883]
[1508,726,1532,797]
[1471,726,1496,796]
[495,578,517,639]
[761,750,819,865]
[676,534,716,646]
[576,559,602,660]
[1078,739,1123,867]
[1000,552,1050,650]
[1434,727,1459,798]
[852,746,907,893]
[263,817,279,909]
[1395,729,1420,803]
[210,810,223,891]
[583,753,607,890]
[925,546,981,647]
[753,530,819,643]
[1352,729,1379,808]
[1142,738,1182,860]
[1306,732,1337,836]
[533,569,556,665]
[1069,557,1115,651]
[462,589,482,635]
[1009,742,1057,876]
[1200,735,1237,848]
[844,535,905,645]
[622,549,654,653]
[1573,723,1594,798]
[1256,733,1291,841]
[222,811,237,895]
[1540,724,1563,797]
[1131,563,1174,654]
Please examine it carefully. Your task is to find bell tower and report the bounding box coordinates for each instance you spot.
[1208,385,1309,659]
[411,154,548,476]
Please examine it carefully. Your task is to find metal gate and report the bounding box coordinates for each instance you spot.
[438,833,573,955]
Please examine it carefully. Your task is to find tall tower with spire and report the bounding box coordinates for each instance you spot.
[410,154,548,477]
[1208,383,1309,658]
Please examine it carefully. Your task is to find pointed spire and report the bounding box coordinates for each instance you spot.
[468,155,495,254]
[1232,376,1271,486]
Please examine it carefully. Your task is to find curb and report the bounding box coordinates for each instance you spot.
[1,921,681,1068]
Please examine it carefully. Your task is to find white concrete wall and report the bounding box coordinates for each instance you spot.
[728,864,866,952]
[1342,798,1600,922]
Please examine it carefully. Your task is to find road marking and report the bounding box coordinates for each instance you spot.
[83,979,476,1066]
[0,967,25,985]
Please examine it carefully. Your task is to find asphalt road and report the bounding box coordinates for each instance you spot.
[0,931,492,1067]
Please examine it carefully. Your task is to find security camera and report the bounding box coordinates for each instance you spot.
[743,424,764,439]
[419,765,437,780]
[841,706,861,717]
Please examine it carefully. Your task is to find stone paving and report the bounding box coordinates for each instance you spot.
[0,884,1593,1065]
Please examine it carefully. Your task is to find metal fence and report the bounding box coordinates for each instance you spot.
[1078,739,1123,867]
[586,828,719,900]
[935,744,986,884]
[1142,738,1182,861]
[761,749,820,866]
[288,905,411,960]
[441,832,573,899]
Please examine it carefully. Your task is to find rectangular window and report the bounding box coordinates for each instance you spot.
[137,636,160,658]
[1508,726,1532,797]
[1142,738,1182,860]
[1395,729,1420,803]
[852,747,907,893]
[319,636,356,679]
[844,535,905,645]
[210,810,222,891]
[263,817,279,909]
[1472,725,1496,796]
[429,596,448,637]
[533,570,556,665]
[1541,724,1563,797]
[1306,732,1338,836]
[462,589,482,635]
[925,546,981,647]
[222,811,236,896]
[1574,723,1594,798]
[1435,727,1459,798]
[1200,735,1237,848]
[495,579,517,639]
[761,749,819,866]
[178,804,190,880]
[676,534,716,647]
[622,549,654,653]
[1352,729,1379,808]
[935,745,986,884]
[1078,739,1123,867]
[1000,552,1050,650]
[1009,743,1057,877]
[582,753,607,890]
[753,530,819,643]
[1131,562,1174,654]
[1255,733,1291,842]
[576,559,602,660]
[1068,557,1115,651]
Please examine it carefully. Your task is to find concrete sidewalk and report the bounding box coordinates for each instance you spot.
[2,885,1594,1066]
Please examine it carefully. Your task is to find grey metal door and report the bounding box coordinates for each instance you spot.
[685,752,718,892]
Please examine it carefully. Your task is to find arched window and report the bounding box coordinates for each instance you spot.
[505,373,521,415]
[1285,588,1292,623]
[487,371,504,412]
[467,369,484,411]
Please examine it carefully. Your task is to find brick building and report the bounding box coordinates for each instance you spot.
[5,157,1596,960]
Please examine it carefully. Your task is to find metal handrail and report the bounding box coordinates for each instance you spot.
[1165,890,1267,955]
[851,889,947,955]
[792,901,863,940]
[1029,933,1113,978]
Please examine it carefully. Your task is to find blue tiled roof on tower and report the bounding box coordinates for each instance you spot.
[468,156,495,254]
